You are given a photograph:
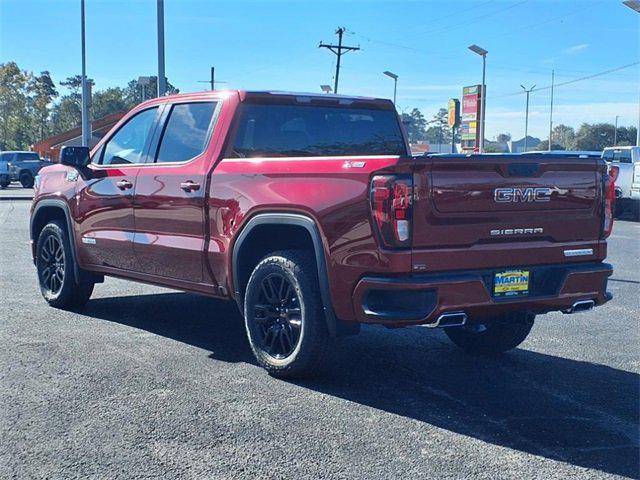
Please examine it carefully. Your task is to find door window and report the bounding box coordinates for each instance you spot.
[155,102,216,163]
[100,107,158,165]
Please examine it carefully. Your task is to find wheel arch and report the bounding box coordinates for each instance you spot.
[31,199,81,282]
[231,212,338,337]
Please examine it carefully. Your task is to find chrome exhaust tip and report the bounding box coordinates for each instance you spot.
[426,312,468,328]
[563,300,595,314]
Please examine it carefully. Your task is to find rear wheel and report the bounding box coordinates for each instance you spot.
[20,171,34,188]
[243,250,328,378]
[0,178,9,188]
[445,312,534,356]
[36,221,94,309]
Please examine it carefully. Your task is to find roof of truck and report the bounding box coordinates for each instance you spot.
[143,90,395,109]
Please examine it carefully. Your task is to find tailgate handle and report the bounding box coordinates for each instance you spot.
[508,163,539,177]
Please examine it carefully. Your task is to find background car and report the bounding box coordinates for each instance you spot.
[602,146,640,220]
[0,151,49,188]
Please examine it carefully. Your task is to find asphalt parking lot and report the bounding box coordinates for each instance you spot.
[1,199,638,480]
[0,184,34,200]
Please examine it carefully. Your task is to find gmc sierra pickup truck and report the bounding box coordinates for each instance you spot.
[30,90,614,378]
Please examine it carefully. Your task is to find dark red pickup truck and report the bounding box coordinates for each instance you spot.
[30,90,614,377]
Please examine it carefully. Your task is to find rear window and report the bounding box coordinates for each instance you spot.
[603,149,632,164]
[231,104,406,158]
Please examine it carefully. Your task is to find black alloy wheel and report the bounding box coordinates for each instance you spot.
[253,272,302,359]
[243,250,329,378]
[36,221,94,309]
[38,233,65,296]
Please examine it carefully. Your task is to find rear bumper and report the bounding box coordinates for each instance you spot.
[352,262,613,326]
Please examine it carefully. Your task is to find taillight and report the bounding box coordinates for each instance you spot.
[602,165,618,239]
[370,174,413,248]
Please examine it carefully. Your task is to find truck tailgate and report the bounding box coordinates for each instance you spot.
[411,154,605,271]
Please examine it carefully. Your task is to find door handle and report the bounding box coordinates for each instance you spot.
[180,180,201,192]
[116,179,133,190]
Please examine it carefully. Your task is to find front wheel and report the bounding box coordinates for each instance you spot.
[36,221,94,309]
[19,172,34,188]
[243,250,328,378]
[445,312,534,356]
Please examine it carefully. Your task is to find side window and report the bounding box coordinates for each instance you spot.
[155,102,216,163]
[101,107,158,165]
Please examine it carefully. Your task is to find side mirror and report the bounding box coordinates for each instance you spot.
[60,146,90,167]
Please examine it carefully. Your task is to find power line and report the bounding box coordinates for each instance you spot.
[346,1,494,42]
[350,1,603,72]
[493,61,640,99]
[319,27,360,94]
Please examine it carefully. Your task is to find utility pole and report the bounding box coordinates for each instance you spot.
[80,0,90,147]
[521,84,536,152]
[548,69,554,151]
[614,115,619,145]
[198,67,227,90]
[157,0,166,96]
[319,27,359,94]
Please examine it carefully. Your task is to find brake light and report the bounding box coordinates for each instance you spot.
[602,165,617,239]
[370,174,413,248]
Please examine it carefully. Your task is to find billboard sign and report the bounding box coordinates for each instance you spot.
[461,85,482,150]
[447,98,460,128]
[462,85,479,122]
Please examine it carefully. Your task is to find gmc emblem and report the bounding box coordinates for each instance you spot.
[494,187,552,203]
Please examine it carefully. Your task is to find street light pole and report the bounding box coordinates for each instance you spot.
[383,71,398,106]
[622,1,640,145]
[468,45,488,153]
[393,77,397,105]
[614,115,619,145]
[80,0,90,147]
[521,84,536,152]
[480,54,486,153]
[157,0,166,97]
[548,69,554,151]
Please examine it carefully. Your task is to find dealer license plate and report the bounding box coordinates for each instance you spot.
[493,270,530,298]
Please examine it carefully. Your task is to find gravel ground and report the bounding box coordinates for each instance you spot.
[1,200,638,479]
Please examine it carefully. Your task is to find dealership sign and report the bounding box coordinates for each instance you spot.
[461,85,482,150]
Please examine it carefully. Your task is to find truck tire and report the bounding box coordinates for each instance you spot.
[0,180,9,189]
[36,221,94,309]
[19,171,34,188]
[445,312,534,356]
[243,250,328,378]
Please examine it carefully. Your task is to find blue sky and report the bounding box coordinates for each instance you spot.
[1,0,639,140]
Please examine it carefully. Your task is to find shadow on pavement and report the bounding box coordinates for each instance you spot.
[82,291,639,479]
